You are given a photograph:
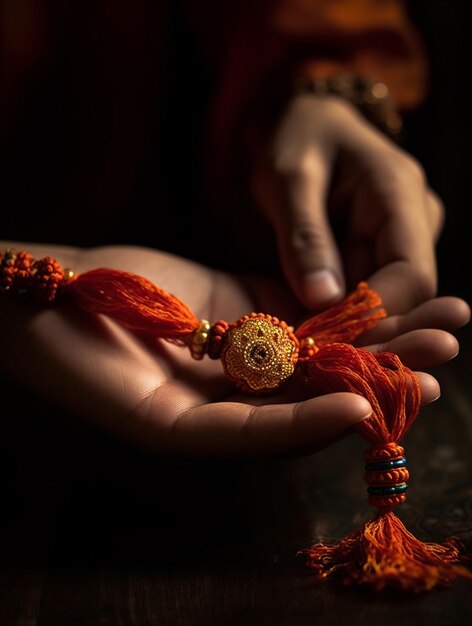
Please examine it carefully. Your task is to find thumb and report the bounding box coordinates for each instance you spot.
[158,393,372,457]
[273,159,345,310]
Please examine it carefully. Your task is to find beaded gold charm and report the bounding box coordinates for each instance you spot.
[220,313,299,393]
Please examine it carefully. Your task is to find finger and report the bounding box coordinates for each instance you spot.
[337,131,438,313]
[358,297,471,345]
[364,328,459,370]
[148,392,371,457]
[365,183,437,314]
[272,151,344,310]
[367,266,435,317]
[414,372,440,404]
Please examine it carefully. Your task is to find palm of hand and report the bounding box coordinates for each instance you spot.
[0,243,469,457]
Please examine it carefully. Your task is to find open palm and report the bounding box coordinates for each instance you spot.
[0,242,469,458]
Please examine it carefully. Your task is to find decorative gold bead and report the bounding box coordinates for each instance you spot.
[220,316,298,393]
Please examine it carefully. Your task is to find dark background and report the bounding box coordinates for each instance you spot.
[1,1,469,304]
[407,1,468,303]
[1,3,471,625]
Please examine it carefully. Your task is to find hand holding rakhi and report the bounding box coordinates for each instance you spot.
[0,242,469,458]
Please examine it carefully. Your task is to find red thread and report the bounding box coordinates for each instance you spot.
[68,268,200,344]
[207,320,230,359]
[366,442,405,462]
[0,251,64,302]
[363,468,410,487]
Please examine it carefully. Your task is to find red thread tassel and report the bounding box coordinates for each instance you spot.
[304,512,469,591]
[295,281,386,346]
[67,269,199,343]
[298,344,472,591]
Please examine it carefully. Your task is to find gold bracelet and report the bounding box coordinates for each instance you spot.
[293,73,403,139]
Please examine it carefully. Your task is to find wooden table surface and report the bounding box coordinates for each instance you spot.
[1,325,472,626]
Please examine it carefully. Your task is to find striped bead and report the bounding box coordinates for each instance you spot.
[364,457,407,472]
[367,483,408,496]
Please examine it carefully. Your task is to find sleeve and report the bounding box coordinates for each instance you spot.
[278,0,429,111]
[190,0,429,197]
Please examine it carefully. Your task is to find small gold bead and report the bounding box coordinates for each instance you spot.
[303,337,315,347]
[386,112,403,133]
[189,319,211,360]
[63,268,75,281]
[371,82,389,100]
[2,249,17,265]
[193,331,208,345]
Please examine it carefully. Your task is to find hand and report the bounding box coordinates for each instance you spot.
[0,243,468,458]
[251,94,444,314]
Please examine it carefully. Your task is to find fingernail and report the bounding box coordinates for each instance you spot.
[354,397,373,421]
[303,270,342,307]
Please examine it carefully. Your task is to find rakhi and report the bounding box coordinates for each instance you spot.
[1,248,471,591]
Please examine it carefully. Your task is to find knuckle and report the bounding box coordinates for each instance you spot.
[290,222,326,252]
[272,149,317,180]
[412,270,437,304]
[407,159,426,185]
[373,149,426,188]
[435,194,445,219]
[397,153,426,186]
[429,190,445,224]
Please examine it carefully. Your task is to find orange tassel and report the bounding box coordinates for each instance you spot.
[299,344,472,591]
[68,269,199,343]
[295,281,386,346]
[304,512,470,592]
